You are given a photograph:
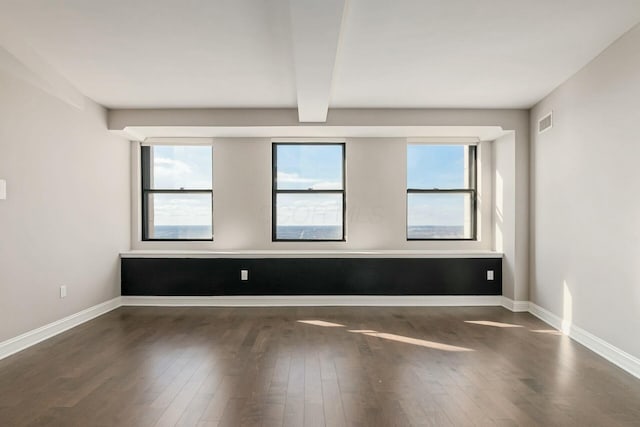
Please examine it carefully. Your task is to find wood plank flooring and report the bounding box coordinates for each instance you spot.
[0,306,639,426]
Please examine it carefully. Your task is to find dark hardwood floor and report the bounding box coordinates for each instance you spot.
[1,306,639,426]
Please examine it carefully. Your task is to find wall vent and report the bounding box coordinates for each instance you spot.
[538,111,553,134]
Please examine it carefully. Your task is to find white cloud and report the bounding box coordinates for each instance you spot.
[277,172,341,190]
[153,157,191,187]
[407,198,465,226]
[155,157,191,174]
[277,171,314,184]
[152,194,211,226]
[153,157,210,189]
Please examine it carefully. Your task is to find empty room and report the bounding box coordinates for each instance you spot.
[1,0,640,426]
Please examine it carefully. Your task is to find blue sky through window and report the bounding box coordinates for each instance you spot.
[145,143,470,232]
[276,144,344,228]
[407,145,469,231]
[151,145,212,227]
[407,145,465,189]
[276,144,343,190]
[152,145,212,189]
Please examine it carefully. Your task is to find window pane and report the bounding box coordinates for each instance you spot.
[276,193,343,240]
[276,144,343,190]
[147,193,212,239]
[407,145,467,189]
[407,193,472,239]
[150,145,212,189]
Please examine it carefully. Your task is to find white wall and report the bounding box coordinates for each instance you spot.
[0,68,130,342]
[131,137,493,251]
[493,133,516,299]
[530,24,640,358]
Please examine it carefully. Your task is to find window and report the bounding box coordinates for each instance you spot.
[407,144,477,240]
[273,143,345,241]
[141,145,213,240]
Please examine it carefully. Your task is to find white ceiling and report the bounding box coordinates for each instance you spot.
[331,0,640,108]
[0,0,297,109]
[1,0,639,114]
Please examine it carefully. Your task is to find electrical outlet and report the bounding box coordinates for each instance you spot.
[486,270,494,281]
[241,270,249,281]
[60,285,67,299]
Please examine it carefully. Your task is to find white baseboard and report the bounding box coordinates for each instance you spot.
[529,303,640,380]
[500,297,530,312]
[121,295,504,307]
[528,302,563,330]
[0,297,121,361]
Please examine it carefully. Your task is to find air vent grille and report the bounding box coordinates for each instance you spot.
[538,112,553,134]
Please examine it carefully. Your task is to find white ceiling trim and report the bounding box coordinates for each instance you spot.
[119,125,507,142]
[407,137,480,145]
[289,0,347,122]
[0,36,85,109]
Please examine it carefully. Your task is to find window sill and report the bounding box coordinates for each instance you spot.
[120,250,503,259]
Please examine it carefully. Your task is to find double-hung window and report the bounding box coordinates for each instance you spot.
[141,144,213,241]
[272,143,345,241]
[407,144,477,240]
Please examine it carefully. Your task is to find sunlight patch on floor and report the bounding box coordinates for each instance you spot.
[298,321,474,351]
[297,320,345,327]
[351,330,474,352]
[465,320,523,328]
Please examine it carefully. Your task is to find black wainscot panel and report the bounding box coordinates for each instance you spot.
[121,257,502,296]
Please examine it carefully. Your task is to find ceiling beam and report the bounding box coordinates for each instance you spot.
[288,0,347,123]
